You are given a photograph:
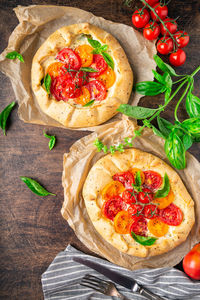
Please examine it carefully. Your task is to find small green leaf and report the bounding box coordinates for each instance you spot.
[185,92,200,118]
[135,171,142,186]
[157,116,173,138]
[87,38,101,49]
[151,125,166,139]
[182,134,193,150]
[44,73,52,94]
[83,99,95,107]
[131,232,157,246]
[154,54,179,77]
[136,81,166,96]
[80,67,98,72]
[0,101,15,135]
[100,45,108,51]
[20,176,56,196]
[6,51,24,62]
[101,52,114,70]
[155,173,170,198]
[94,138,104,152]
[181,118,200,137]
[117,104,157,120]
[92,49,100,54]
[43,131,56,150]
[110,145,116,154]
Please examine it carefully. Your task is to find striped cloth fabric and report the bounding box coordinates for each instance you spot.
[41,245,200,300]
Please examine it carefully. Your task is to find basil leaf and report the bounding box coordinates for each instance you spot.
[44,73,52,94]
[157,116,173,138]
[83,99,95,107]
[92,49,100,54]
[43,131,56,150]
[185,92,200,118]
[152,70,164,84]
[131,232,157,246]
[135,171,142,186]
[151,125,166,139]
[182,133,193,150]
[155,173,170,198]
[6,51,24,62]
[101,52,114,70]
[136,81,166,96]
[94,138,104,152]
[165,88,171,103]
[181,118,200,138]
[152,71,172,90]
[87,38,101,49]
[164,131,186,170]
[0,101,15,135]
[20,176,56,196]
[117,104,157,120]
[100,45,108,51]
[154,54,178,77]
[80,67,98,72]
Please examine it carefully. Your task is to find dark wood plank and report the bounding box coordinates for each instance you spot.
[0,1,199,299]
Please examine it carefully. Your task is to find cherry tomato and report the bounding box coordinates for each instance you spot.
[148,217,169,237]
[183,243,200,280]
[159,203,183,226]
[56,48,81,70]
[74,86,91,106]
[85,80,107,101]
[89,54,108,77]
[160,18,177,35]
[102,196,127,221]
[174,30,190,48]
[137,188,153,204]
[157,37,173,55]
[122,189,137,205]
[143,21,160,41]
[150,4,168,21]
[129,168,145,184]
[50,75,81,101]
[128,204,143,218]
[113,171,135,190]
[143,171,162,192]
[46,62,66,78]
[143,204,159,219]
[169,49,186,67]
[152,189,175,209]
[75,44,93,67]
[101,181,125,201]
[132,9,150,29]
[142,0,159,6]
[114,211,133,234]
[130,216,147,236]
[97,67,116,89]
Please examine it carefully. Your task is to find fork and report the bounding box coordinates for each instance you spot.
[81,274,131,300]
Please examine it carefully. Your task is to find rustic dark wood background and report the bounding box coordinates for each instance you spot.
[0,0,199,299]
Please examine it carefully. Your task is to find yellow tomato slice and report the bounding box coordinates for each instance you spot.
[97,67,116,89]
[75,45,93,67]
[46,62,65,77]
[148,217,169,237]
[152,189,175,209]
[101,181,125,201]
[114,211,133,234]
[129,168,145,184]
[74,86,91,106]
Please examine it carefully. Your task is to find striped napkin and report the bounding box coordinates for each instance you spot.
[41,245,200,300]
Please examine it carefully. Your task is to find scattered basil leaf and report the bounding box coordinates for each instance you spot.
[185,92,200,118]
[136,81,166,96]
[101,52,114,70]
[135,171,142,186]
[6,51,24,62]
[154,54,178,77]
[80,67,98,72]
[131,232,157,246]
[117,104,157,119]
[83,99,95,107]
[157,116,173,138]
[44,73,51,94]
[155,173,170,198]
[43,131,56,150]
[181,118,200,138]
[0,101,15,135]
[20,176,56,196]
[87,38,101,49]
[182,133,193,150]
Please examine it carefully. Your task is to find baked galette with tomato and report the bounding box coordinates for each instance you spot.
[83,149,195,257]
[31,23,133,128]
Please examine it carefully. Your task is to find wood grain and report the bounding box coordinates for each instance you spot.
[0,0,199,299]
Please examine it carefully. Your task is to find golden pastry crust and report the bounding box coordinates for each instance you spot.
[31,23,133,128]
[83,149,195,257]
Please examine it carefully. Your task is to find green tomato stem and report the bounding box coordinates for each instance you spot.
[174,82,191,122]
[173,76,188,85]
[191,65,200,77]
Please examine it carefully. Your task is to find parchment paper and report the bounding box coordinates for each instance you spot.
[0,5,156,130]
[62,117,200,270]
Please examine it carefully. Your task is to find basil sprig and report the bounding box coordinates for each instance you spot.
[43,131,56,150]
[20,176,56,196]
[6,51,24,62]
[44,73,52,94]
[87,37,114,70]
[131,232,157,246]
[117,105,157,119]
[83,99,95,107]
[0,101,15,135]
[155,173,170,198]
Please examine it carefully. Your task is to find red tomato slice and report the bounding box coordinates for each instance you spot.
[56,48,81,70]
[102,196,127,221]
[128,204,143,218]
[113,171,135,190]
[143,204,159,219]
[130,216,147,237]
[122,189,137,205]
[50,75,81,101]
[159,203,183,226]
[137,188,153,204]
[89,54,108,77]
[143,171,162,192]
[85,80,107,101]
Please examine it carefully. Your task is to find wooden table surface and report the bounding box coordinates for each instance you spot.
[0,0,200,299]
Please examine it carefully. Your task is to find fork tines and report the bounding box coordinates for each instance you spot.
[81,274,110,293]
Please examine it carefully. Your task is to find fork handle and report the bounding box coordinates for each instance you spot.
[117,294,131,300]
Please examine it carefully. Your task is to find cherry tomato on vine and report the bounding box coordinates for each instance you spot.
[132,9,150,28]
[160,18,178,35]
[157,37,173,55]
[143,21,160,40]
[150,3,168,21]
[169,49,186,67]
[142,0,159,6]
[174,30,190,48]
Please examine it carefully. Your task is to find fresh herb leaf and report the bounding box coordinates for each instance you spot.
[157,116,173,138]
[6,51,24,62]
[117,104,157,119]
[43,131,56,150]
[101,52,114,70]
[83,99,95,107]
[87,38,101,49]
[100,45,108,51]
[165,131,186,169]
[131,232,157,246]
[151,125,166,139]
[182,133,193,150]
[20,176,56,196]
[154,54,178,77]
[80,67,98,73]
[152,71,172,90]
[155,173,170,198]
[181,118,200,139]
[185,92,200,118]
[94,138,104,152]
[136,81,166,96]
[0,101,15,135]
[44,73,51,94]
[135,171,142,186]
